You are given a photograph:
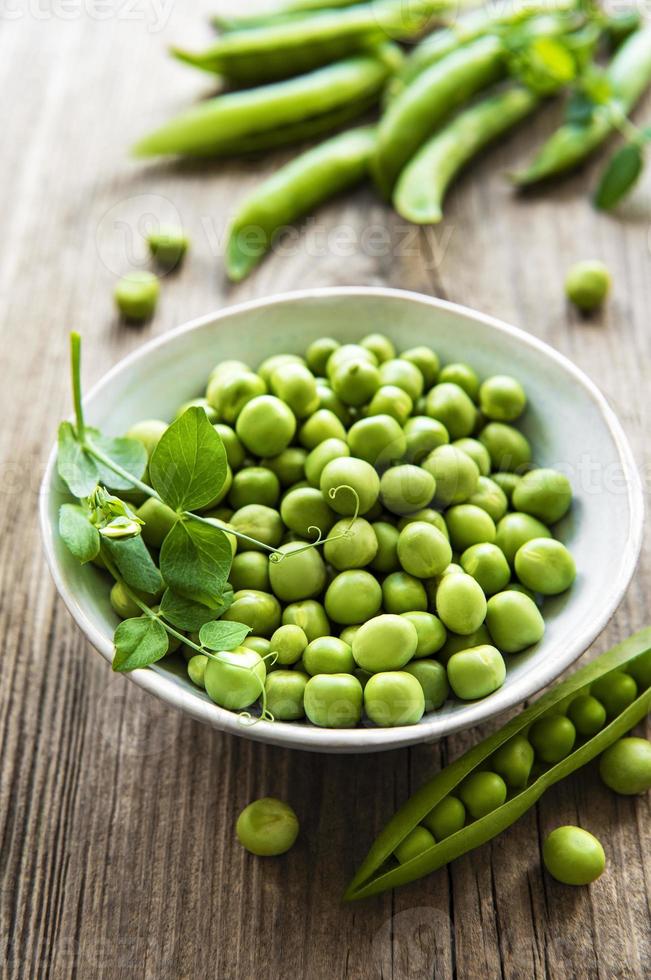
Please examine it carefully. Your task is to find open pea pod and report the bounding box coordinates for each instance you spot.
[345,629,651,901]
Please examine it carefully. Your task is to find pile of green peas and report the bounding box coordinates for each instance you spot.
[392,665,642,867]
[122,332,577,729]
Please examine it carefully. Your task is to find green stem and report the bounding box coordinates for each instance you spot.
[70,332,86,440]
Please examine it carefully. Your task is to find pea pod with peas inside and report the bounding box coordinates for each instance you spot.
[515,25,651,184]
[226,125,377,282]
[133,48,399,159]
[175,0,444,84]
[345,629,651,900]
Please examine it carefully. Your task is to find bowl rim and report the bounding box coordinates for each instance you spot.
[39,286,645,753]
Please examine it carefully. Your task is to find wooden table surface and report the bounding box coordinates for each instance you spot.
[1,6,650,979]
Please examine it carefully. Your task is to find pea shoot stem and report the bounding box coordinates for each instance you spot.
[70,331,86,441]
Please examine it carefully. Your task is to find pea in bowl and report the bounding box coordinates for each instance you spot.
[40,287,643,754]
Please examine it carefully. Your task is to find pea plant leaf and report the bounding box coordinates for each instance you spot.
[103,535,164,596]
[112,616,169,672]
[59,504,101,564]
[159,589,220,631]
[87,430,148,491]
[149,407,227,512]
[57,422,99,498]
[160,518,232,608]
[199,621,252,651]
[594,142,644,210]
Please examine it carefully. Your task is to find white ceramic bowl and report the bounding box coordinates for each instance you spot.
[40,288,644,753]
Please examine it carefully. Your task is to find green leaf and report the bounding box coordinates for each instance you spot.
[103,535,164,596]
[59,504,101,564]
[57,422,98,498]
[160,518,232,608]
[159,589,218,631]
[199,620,252,651]
[594,142,644,210]
[89,431,148,491]
[113,616,169,672]
[149,407,228,512]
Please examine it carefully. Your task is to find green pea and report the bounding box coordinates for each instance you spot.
[304,636,355,676]
[437,624,492,665]
[445,504,496,552]
[147,225,189,271]
[378,358,424,401]
[404,659,449,712]
[126,419,168,458]
[236,395,296,457]
[281,486,336,538]
[236,798,299,856]
[529,714,576,764]
[300,408,348,452]
[492,471,521,503]
[210,359,250,384]
[543,826,605,885]
[230,504,284,551]
[479,422,532,472]
[175,397,218,423]
[515,538,576,596]
[306,337,339,376]
[382,571,428,614]
[265,671,308,721]
[331,357,380,407]
[352,614,418,673]
[367,384,413,424]
[479,375,527,422]
[305,438,349,487]
[394,826,435,863]
[422,796,465,840]
[495,512,551,566]
[348,414,407,468]
[327,343,377,377]
[282,600,330,642]
[324,517,378,570]
[565,260,611,312]
[214,423,246,471]
[187,654,208,689]
[270,362,319,418]
[263,447,307,487]
[304,673,363,728]
[270,541,327,601]
[397,521,451,578]
[425,382,476,439]
[591,672,638,717]
[204,647,266,710]
[207,370,267,423]
[222,590,281,637]
[599,737,651,795]
[229,466,280,509]
[491,735,535,789]
[269,624,308,666]
[380,464,436,516]
[258,353,305,386]
[486,591,545,654]
[110,581,141,619]
[230,551,271,593]
[458,771,507,820]
[320,457,380,516]
[364,671,425,727]
[325,570,382,625]
[370,521,400,573]
[361,332,396,364]
[468,476,508,523]
[137,497,178,549]
[436,574,487,636]
[403,416,449,464]
[401,611,447,658]
[452,437,491,476]
[511,468,573,525]
[567,694,607,737]
[629,649,651,690]
[439,362,480,401]
[447,645,506,700]
[422,445,479,506]
[242,636,271,658]
[398,508,448,537]
[340,625,361,646]
[401,346,440,387]
[114,271,159,322]
[315,382,350,425]
[461,543,510,597]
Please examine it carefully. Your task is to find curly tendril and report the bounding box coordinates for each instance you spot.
[271,485,361,563]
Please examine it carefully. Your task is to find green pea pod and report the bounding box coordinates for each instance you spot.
[345,628,651,901]
[133,49,398,159]
[390,0,578,97]
[226,125,376,282]
[515,25,651,184]
[394,84,540,224]
[372,35,506,196]
[178,0,444,84]
[213,0,374,32]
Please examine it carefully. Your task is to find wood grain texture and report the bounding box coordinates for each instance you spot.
[0,6,649,979]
